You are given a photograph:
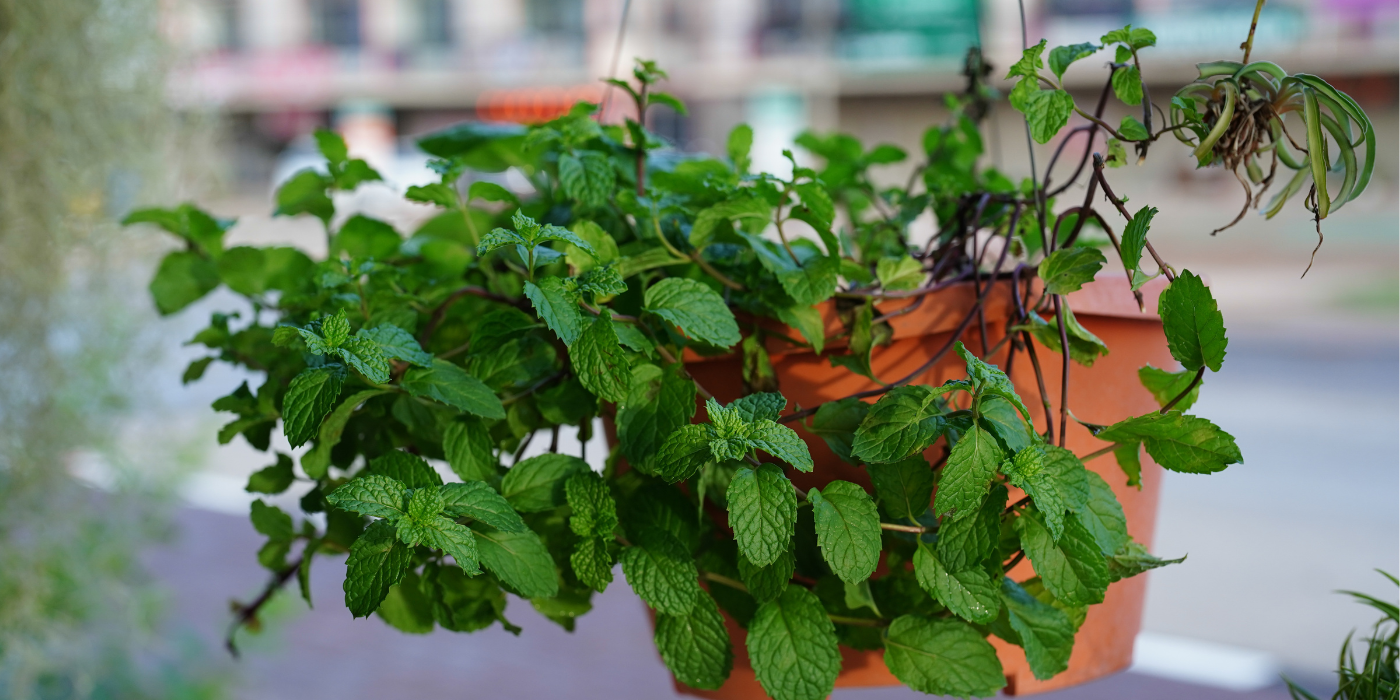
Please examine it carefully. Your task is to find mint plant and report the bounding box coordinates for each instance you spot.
[127,6,1371,697]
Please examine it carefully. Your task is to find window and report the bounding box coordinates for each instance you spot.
[313,0,362,48]
[419,0,452,47]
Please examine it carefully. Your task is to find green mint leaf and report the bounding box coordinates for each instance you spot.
[620,529,702,616]
[808,481,881,584]
[1019,306,1111,367]
[1112,65,1144,105]
[851,385,951,464]
[124,204,229,257]
[336,337,393,384]
[739,545,796,604]
[807,397,870,465]
[367,451,443,489]
[422,562,511,633]
[731,393,787,423]
[399,512,481,574]
[314,127,348,164]
[1015,508,1110,606]
[1000,577,1077,680]
[1138,364,1202,412]
[274,169,334,222]
[477,227,525,256]
[935,425,1003,520]
[325,474,408,520]
[1026,89,1076,144]
[937,484,1007,572]
[748,585,840,700]
[654,424,712,482]
[406,483,445,522]
[282,365,346,448]
[829,301,876,381]
[1120,205,1157,276]
[440,481,526,533]
[500,453,589,513]
[405,182,458,209]
[1095,411,1241,473]
[793,182,836,234]
[250,499,294,541]
[301,389,388,479]
[376,571,435,634]
[563,220,618,271]
[882,615,1006,697]
[655,590,734,691]
[980,396,1037,454]
[1119,115,1150,141]
[842,578,883,618]
[331,215,399,261]
[571,537,615,592]
[1005,39,1047,79]
[620,364,698,473]
[1001,444,1090,540]
[472,525,559,599]
[258,538,291,571]
[1107,540,1185,582]
[246,453,295,495]
[536,222,597,258]
[443,418,498,482]
[344,519,412,617]
[779,255,840,307]
[149,251,220,315]
[1159,270,1228,373]
[706,397,748,439]
[866,455,934,522]
[914,545,1000,624]
[1114,441,1144,487]
[774,303,826,354]
[727,464,798,568]
[747,421,814,472]
[876,255,924,291]
[956,343,1032,421]
[1039,247,1106,296]
[576,265,627,298]
[357,325,433,368]
[524,277,585,346]
[689,197,771,248]
[644,278,741,348]
[1079,470,1130,556]
[1049,43,1101,80]
[400,359,505,419]
[566,471,618,539]
[727,123,753,174]
[1105,137,1128,167]
[573,312,632,404]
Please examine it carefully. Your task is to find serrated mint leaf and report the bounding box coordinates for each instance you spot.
[956,343,1032,420]
[829,300,876,381]
[344,519,412,617]
[618,364,696,472]
[937,484,1007,572]
[401,359,505,419]
[689,197,771,248]
[807,397,869,465]
[1112,65,1144,105]
[748,585,840,700]
[1114,441,1144,487]
[246,453,295,495]
[1107,540,1185,582]
[1015,509,1110,606]
[980,396,1036,455]
[357,325,433,367]
[250,499,294,541]
[621,529,701,616]
[566,471,618,539]
[282,365,346,448]
[808,481,881,584]
[301,389,388,478]
[400,512,481,574]
[1078,470,1129,556]
[777,255,839,307]
[654,424,712,482]
[1119,115,1150,141]
[747,421,813,472]
[478,227,525,255]
[564,220,618,271]
[571,537,614,592]
[472,525,559,599]
[1039,247,1106,296]
[1001,444,1090,540]
[876,255,924,291]
[367,451,443,489]
[794,182,835,233]
[644,277,741,348]
[774,303,826,354]
[149,251,220,315]
[1159,270,1227,373]
[883,615,1005,697]
[914,545,1000,624]
[573,312,631,404]
[1026,88,1076,144]
[524,277,585,346]
[935,426,1003,520]
[423,562,510,633]
[866,455,934,522]
[440,481,526,533]
[326,474,408,520]
[376,570,435,634]
[739,546,796,604]
[655,590,734,691]
[1005,39,1047,79]
[1095,411,1241,473]
[1020,305,1111,367]
[337,337,393,384]
[1138,364,1202,412]
[1049,42,1100,80]
[1000,577,1076,680]
[407,485,445,522]
[501,453,589,512]
[1120,206,1156,277]
[443,418,498,482]
[731,392,786,423]
[851,386,950,464]
[727,464,798,568]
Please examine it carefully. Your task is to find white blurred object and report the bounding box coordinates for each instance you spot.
[1131,632,1282,691]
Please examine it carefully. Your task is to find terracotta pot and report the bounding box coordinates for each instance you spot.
[644,274,1172,698]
